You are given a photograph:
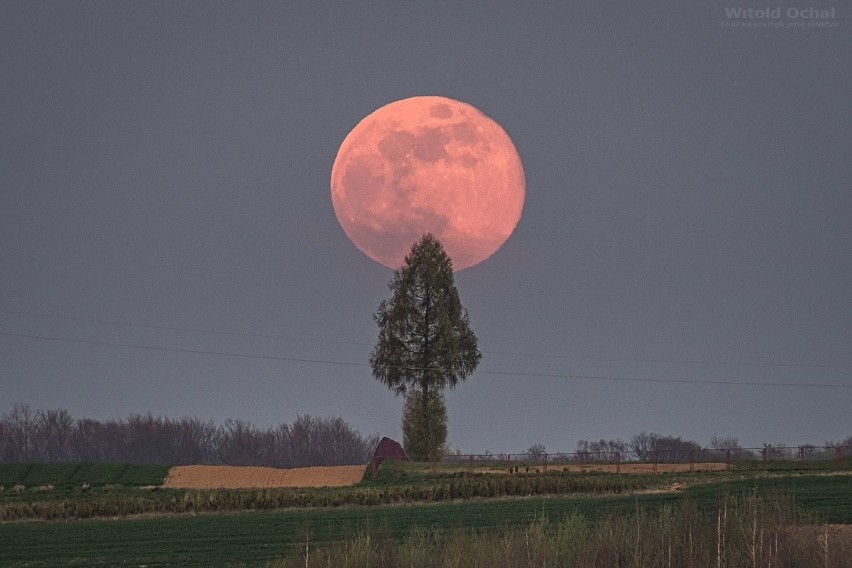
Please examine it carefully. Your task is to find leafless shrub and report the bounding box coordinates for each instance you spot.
[575,439,627,462]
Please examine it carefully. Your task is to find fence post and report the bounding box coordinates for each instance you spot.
[372,455,378,478]
[469,454,474,475]
[579,451,586,472]
[615,451,621,474]
[837,447,842,470]
[653,449,658,473]
[762,447,768,467]
[725,449,731,471]
[507,453,511,474]
[799,447,805,468]
[543,453,548,474]
[689,449,695,473]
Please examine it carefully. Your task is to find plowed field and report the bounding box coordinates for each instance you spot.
[162,464,367,489]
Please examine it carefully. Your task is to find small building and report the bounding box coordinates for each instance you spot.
[371,437,408,472]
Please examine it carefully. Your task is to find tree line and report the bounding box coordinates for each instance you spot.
[0,403,379,467]
[571,431,851,462]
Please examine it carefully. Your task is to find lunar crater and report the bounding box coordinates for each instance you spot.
[430,103,453,119]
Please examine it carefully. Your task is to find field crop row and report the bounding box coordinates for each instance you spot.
[0,469,655,521]
[0,462,168,489]
[0,475,849,567]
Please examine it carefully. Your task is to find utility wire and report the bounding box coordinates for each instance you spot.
[485,349,852,370]
[0,309,366,347]
[0,330,363,368]
[3,308,850,371]
[2,330,850,389]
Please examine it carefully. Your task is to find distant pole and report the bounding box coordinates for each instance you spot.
[689,450,695,473]
[543,453,548,474]
[615,451,621,474]
[507,453,511,474]
[725,449,731,471]
[653,449,659,473]
[469,454,474,475]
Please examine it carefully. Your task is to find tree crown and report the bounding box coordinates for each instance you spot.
[370,234,481,395]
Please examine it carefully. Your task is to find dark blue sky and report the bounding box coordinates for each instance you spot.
[2,2,849,452]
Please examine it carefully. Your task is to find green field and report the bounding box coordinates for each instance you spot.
[0,462,169,489]
[0,465,849,567]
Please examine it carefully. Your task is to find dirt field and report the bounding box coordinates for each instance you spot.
[162,464,367,489]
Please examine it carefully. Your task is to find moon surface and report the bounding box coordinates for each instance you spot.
[331,96,525,271]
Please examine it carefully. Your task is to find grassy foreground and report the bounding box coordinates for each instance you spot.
[1,473,850,567]
[269,496,851,568]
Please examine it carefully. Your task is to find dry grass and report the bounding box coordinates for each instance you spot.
[267,496,852,568]
[162,464,367,489]
[562,462,729,473]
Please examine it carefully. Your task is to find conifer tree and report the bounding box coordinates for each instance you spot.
[370,234,481,459]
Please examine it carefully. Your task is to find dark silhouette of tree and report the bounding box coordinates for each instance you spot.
[526,443,546,457]
[370,234,481,460]
[630,431,702,462]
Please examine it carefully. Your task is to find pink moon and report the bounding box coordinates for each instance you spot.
[330,96,525,271]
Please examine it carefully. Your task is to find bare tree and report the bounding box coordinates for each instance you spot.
[526,443,546,457]
[0,404,380,467]
[709,434,749,460]
[37,408,74,461]
[576,439,627,462]
[218,419,264,466]
[642,434,701,463]
[629,431,660,461]
[4,403,38,461]
[173,416,218,464]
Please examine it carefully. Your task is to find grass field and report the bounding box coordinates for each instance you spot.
[0,462,168,489]
[1,467,849,567]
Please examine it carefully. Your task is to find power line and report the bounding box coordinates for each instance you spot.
[2,330,850,390]
[0,309,367,347]
[486,349,852,370]
[0,330,364,368]
[3,308,851,371]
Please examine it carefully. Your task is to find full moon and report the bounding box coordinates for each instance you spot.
[330,96,525,271]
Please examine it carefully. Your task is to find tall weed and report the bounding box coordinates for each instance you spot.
[267,495,852,568]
